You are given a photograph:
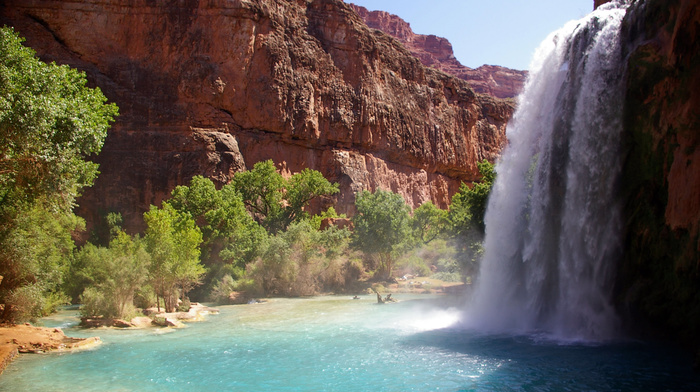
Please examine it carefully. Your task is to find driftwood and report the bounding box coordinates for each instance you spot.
[375,292,396,304]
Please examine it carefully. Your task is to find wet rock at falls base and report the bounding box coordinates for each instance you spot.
[0,0,513,232]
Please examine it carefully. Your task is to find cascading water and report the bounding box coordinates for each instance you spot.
[466,1,631,341]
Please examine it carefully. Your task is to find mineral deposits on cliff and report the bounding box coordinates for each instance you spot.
[0,0,513,232]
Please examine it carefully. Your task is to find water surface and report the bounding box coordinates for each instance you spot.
[1,295,697,391]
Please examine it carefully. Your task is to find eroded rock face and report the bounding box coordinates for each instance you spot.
[618,0,700,347]
[0,0,513,231]
[350,4,527,99]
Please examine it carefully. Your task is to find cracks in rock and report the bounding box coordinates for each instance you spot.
[27,14,76,57]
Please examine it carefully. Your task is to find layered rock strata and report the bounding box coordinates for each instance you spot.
[0,0,513,232]
[350,4,527,99]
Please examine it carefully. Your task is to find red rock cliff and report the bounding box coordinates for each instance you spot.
[350,4,527,99]
[618,0,700,348]
[0,0,513,232]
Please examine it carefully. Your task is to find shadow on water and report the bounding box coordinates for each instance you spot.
[400,325,700,391]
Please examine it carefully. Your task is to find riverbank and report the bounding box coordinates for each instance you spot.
[0,323,101,375]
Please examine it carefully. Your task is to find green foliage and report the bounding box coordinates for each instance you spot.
[411,201,448,244]
[395,254,432,277]
[0,27,116,322]
[285,168,340,226]
[170,175,220,224]
[352,189,411,280]
[446,160,495,283]
[209,274,237,304]
[309,206,345,230]
[245,219,353,296]
[0,27,117,215]
[449,160,496,235]
[0,206,78,321]
[73,231,150,319]
[233,160,287,232]
[144,203,205,312]
[431,271,462,283]
[208,183,267,266]
[233,160,338,233]
[170,176,266,268]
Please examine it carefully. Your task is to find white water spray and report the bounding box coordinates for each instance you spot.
[466,1,631,341]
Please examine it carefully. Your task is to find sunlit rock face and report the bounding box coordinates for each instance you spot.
[0,0,513,231]
[350,4,527,99]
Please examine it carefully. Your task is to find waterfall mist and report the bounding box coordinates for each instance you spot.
[465,1,631,341]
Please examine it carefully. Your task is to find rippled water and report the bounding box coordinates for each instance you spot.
[1,295,698,391]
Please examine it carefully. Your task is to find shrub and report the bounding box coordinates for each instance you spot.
[431,272,462,283]
[395,254,432,277]
[79,287,112,318]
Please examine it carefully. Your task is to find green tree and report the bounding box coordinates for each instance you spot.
[448,160,496,280]
[233,160,286,232]
[211,183,267,267]
[449,160,496,235]
[233,160,338,233]
[246,219,351,297]
[0,27,117,214]
[0,206,80,321]
[169,176,267,295]
[74,231,150,319]
[144,203,205,312]
[169,175,220,225]
[411,201,448,244]
[0,27,117,322]
[285,168,339,227]
[352,189,411,280]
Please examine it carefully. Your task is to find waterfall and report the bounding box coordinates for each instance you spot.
[466,1,631,341]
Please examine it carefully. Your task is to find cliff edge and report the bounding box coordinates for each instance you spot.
[349,4,527,99]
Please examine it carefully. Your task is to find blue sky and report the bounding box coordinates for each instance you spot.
[346,0,593,70]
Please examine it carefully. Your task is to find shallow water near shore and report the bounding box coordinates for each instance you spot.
[1,294,698,391]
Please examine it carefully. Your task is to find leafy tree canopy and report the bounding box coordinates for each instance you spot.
[411,201,448,244]
[233,160,338,233]
[170,176,267,268]
[144,202,205,312]
[0,27,118,216]
[0,27,117,322]
[449,160,496,235]
[352,189,411,279]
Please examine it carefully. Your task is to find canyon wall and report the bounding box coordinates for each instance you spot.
[617,0,700,348]
[350,4,527,99]
[0,0,513,232]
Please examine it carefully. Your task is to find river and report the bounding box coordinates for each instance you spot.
[0,294,698,391]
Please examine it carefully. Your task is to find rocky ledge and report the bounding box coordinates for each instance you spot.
[80,303,220,329]
[0,324,101,374]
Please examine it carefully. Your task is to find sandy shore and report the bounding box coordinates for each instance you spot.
[0,324,101,375]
